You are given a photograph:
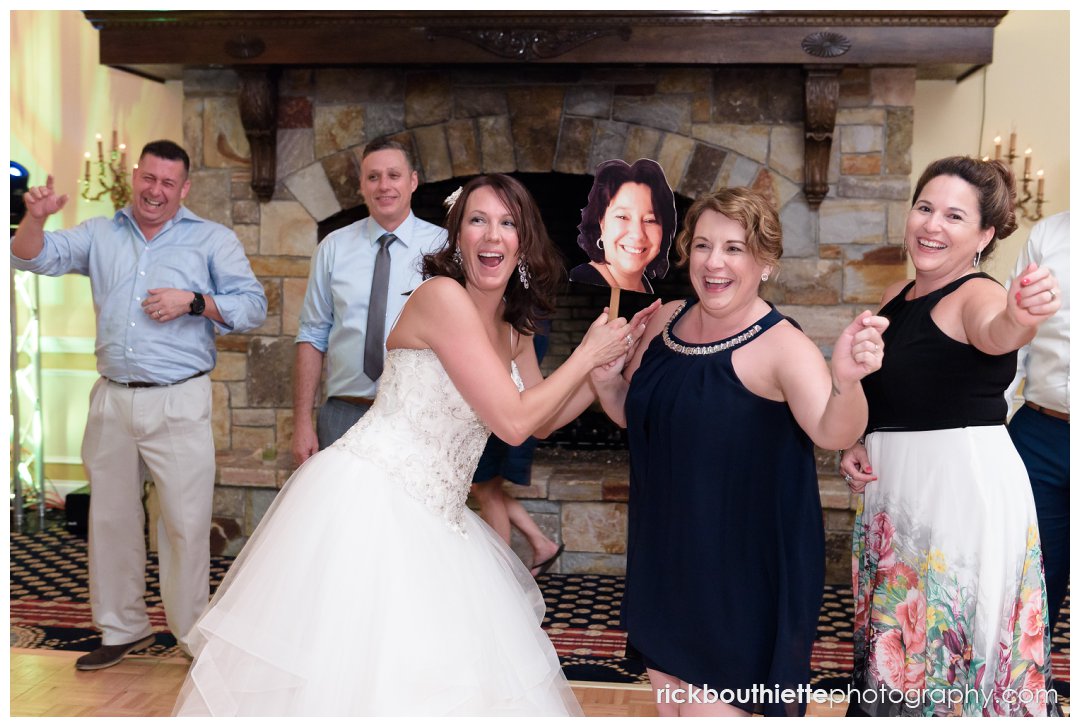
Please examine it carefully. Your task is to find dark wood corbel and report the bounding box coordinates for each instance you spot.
[236,67,280,202]
[803,67,841,209]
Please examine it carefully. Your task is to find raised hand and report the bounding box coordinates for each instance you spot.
[23,175,69,221]
[1008,262,1061,327]
[578,310,633,368]
[590,299,661,384]
[832,311,889,387]
[626,299,661,357]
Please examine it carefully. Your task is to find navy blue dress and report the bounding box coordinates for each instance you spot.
[623,299,824,716]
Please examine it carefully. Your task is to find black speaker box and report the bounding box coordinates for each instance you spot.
[65,492,90,537]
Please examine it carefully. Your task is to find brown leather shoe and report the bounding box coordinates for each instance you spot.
[75,635,156,671]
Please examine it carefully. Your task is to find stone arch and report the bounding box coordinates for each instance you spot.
[279,116,815,260]
[284,120,810,218]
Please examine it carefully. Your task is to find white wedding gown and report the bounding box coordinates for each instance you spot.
[173,348,582,716]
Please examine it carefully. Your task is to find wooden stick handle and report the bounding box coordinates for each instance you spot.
[608,286,621,322]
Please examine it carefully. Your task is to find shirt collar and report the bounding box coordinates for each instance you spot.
[115,204,204,235]
[368,212,416,249]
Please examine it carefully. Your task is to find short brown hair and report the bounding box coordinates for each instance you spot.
[675,187,783,269]
[423,175,563,335]
[361,137,415,172]
[912,156,1017,259]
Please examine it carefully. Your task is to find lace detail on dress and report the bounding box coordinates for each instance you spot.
[333,348,521,536]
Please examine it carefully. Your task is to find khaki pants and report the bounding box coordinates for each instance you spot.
[81,375,215,651]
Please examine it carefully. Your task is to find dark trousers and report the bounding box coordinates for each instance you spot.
[316,397,371,450]
[1009,404,1070,629]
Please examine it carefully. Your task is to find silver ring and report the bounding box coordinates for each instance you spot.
[1049,289,1057,301]
[843,474,854,484]
[625,334,634,346]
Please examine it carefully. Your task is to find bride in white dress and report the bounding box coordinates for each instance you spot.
[173,174,655,717]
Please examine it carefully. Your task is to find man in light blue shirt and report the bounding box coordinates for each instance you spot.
[292,138,446,464]
[11,140,267,670]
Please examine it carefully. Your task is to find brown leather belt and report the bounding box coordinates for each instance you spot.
[1026,401,1069,422]
[330,395,375,408]
[106,371,209,388]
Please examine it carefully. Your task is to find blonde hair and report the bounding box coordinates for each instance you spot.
[675,188,783,269]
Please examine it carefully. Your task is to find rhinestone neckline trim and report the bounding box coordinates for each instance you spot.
[662,301,764,356]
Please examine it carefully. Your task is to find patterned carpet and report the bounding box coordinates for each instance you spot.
[10,527,1071,692]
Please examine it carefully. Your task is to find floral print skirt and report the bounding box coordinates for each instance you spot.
[851,426,1058,717]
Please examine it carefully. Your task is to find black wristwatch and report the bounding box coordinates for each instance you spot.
[189,292,206,317]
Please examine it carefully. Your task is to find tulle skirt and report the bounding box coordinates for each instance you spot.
[173,446,582,716]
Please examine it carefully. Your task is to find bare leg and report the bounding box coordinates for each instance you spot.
[680,685,751,717]
[470,477,511,543]
[647,667,682,717]
[503,494,559,569]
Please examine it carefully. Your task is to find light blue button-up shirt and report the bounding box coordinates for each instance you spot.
[11,205,267,384]
[296,213,447,398]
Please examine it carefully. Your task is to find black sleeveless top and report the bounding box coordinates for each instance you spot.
[862,272,1017,433]
[622,299,823,715]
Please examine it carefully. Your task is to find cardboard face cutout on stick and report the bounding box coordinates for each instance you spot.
[568,158,676,301]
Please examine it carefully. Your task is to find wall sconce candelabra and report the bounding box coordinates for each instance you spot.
[81,131,132,212]
[983,131,1045,222]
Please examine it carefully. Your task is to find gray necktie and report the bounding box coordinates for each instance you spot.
[364,232,396,381]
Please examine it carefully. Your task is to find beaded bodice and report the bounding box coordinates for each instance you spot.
[333,348,522,535]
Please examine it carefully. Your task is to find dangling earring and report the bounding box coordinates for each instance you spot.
[517,257,531,289]
[973,249,982,268]
[452,247,463,267]
[761,272,770,282]
[596,238,604,250]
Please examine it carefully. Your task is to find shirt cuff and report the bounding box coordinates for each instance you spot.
[295,325,329,353]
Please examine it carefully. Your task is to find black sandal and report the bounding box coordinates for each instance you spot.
[531,544,564,577]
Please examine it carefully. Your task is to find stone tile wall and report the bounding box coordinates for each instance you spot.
[181,64,912,580]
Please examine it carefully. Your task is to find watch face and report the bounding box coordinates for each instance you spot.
[190,293,205,315]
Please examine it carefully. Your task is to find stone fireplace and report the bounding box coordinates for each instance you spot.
[87,10,1005,579]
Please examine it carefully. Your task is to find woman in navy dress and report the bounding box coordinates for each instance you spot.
[592,188,888,716]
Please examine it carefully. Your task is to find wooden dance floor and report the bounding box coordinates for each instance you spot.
[10,648,846,717]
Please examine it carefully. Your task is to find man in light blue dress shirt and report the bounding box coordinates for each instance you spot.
[291,138,446,465]
[11,140,267,670]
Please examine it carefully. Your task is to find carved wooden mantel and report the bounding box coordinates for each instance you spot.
[85,10,1006,204]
